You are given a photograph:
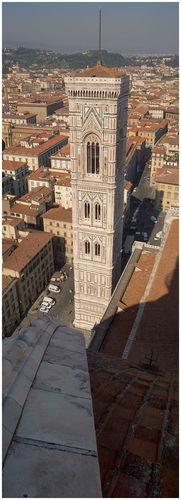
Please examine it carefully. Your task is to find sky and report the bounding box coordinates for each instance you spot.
[2,2,179,55]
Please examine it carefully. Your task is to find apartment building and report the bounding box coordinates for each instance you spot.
[2,275,21,338]
[165,107,179,122]
[17,100,63,123]
[150,146,165,185]
[2,112,37,125]
[54,173,72,208]
[2,238,18,263]
[154,167,179,211]
[4,124,63,146]
[2,160,29,197]
[41,206,73,265]
[53,106,69,126]
[2,173,13,196]
[3,134,68,171]
[7,186,53,228]
[2,216,25,239]
[137,120,167,147]
[50,144,70,171]
[27,166,66,192]
[2,231,54,317]
[159,136,179,157]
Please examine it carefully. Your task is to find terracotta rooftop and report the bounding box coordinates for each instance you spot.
[2,231,53,273]
[27,167,66,182]
[74,62,120,79]
[152,147,165,155]
[87,351,178,497]
[2,160,26,171]
[155,167,179,186]
[41,206,72,223]
[18,186,52,204]
[4,135,68,156]
[56,173,71,187]
[160,136,179,146]
[52,143,70,157]
[87,219,179,497]
[2,216,24,228]
[10,202,41,217]
[2,238,18,256]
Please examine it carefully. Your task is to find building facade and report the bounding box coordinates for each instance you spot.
[3,232,54,318]
[154,167,179,211]
[2,160,29,197]
[41,206,73,265]
[65,62,130,330]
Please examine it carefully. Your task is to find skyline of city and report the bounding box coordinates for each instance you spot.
[2,2,179,54]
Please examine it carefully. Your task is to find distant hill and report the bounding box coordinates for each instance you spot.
[3,47,178,74]
[2,47,141,73]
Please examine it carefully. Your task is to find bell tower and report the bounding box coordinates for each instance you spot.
[65,15,130,330]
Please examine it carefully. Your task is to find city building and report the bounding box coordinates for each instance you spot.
[41,206,73,265]
[65,61,130,330]
[6,186,53,229]
[2,237,18,263]
[2,111,37,125]
[165,106,179,122]
[2,275,21,338]
[3,134,68,171]
[2,160,29,197]
[26,166,66,192]
[154,167,179,211]
[54,172,72,208]
[2,231,54,316]
[17,99,63,123]
[150,146,165,185]
[137,120,167,148]
[50,144,71,171]
[159,136,179,157]
[2,216,25,239]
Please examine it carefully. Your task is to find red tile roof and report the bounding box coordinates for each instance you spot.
[155,167,179,185]
[41,206,72,222]
[5,135,68,156]
[87,352,178,497]
[2,160,26,171]
[2,231,53,273]
[87,219,179,497]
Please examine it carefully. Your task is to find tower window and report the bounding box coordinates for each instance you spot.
[87,141,100,174]
[95,243,100,256]
[85,241,90,254]
[95,203,101,221]
[84,202,90,218]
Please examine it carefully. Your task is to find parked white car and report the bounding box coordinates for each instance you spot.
[48,284,61,293]
[42,296,56,307]
[154,231,162,241]
[40,306,50,313]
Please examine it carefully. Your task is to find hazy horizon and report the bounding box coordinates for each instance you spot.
[2,2,179,55]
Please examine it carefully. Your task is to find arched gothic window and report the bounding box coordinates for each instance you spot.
[84,202,90,219]
[87,140,99,174]
[85,241,90,254]
[95,243,100,256]
[95,203,101,221]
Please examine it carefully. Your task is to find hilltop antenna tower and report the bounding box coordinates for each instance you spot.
[98,8,102,65]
